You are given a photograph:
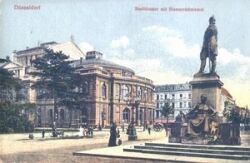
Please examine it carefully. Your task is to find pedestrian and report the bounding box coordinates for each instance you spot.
[42,129,45,138]
[83,126,87,137]
[79,125,83,137]
[148,123,151,135]
[148,126,151,135]
[108,122,117,147]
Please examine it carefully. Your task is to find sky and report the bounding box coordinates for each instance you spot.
[0,0,250,107]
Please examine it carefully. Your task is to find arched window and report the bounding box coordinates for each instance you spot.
[123,108,130,123]
[122,85,129,99]
[102,83,107,98]
[136,86,142,99]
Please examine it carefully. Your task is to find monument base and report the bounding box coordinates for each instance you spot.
[168,122,241,145]
[190,72,223,113]
[181,137,209,145]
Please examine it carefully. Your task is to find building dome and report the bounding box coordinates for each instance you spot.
[77,51,135,75]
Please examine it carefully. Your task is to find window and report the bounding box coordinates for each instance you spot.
[136,86,142,98]
[123,108,130,123]
[188,102,192,108]
[102,83,107,98]
[122,85,129,99]
[180,94,183,98]
[160,94,163,100]
[165,94,167,100]
[184,101,187,107]
[172,94,175,99]
[172,102,175,108]
[180,102,183,108]
[156,94,159,100]
[188,94,191,99]
[156,110,160,118]
[156,103,159,108]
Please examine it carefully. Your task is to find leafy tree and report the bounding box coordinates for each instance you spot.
[29,49,81,126]
[0,67,21,102]
[160,102,174,132]
[223,106,241,124]
[0,101,34,133]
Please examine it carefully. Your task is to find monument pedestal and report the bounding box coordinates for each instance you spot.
[190,73,223,113]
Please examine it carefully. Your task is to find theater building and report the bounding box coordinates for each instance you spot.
[73,51,155,127]
[6,41,155,127]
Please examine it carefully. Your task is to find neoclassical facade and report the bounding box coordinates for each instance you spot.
[6,41,154,127]
[73,51,155,127]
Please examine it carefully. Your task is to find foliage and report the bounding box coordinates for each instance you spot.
[160,102,174,119]
[0,67,22,101]
[0,101,34,133]
[29,49,82,125]
[223,106,241,124]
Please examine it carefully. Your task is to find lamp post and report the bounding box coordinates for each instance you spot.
[126,96,140,140]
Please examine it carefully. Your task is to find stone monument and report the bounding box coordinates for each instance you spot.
[168,16,240,145]
[191,15,223,114]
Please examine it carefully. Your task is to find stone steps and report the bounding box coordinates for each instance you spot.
[145,142,250,151]
[123,143,250,160]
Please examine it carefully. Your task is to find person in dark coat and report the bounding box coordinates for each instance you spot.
[108,123,117,147]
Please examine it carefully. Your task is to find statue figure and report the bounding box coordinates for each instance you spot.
[186,95,217,136]
[199,16,218,74]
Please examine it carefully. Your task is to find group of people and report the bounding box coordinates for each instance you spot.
[79,124,93,138]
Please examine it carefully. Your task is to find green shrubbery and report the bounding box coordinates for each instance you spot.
[0,102,34,133]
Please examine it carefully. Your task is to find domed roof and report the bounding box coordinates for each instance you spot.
[76,51,135,74]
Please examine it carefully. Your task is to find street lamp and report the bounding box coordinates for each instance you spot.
[125,96,140,140]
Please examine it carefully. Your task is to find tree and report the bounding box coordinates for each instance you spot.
[0,101,34,133]
[223,105,241,124]
[30,49,80,125]
[0,63,24,102]
[160,102,174,134]
[0,64,34,133]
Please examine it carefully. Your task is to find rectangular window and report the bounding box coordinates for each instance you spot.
[188,102,192,108]
[188,94,192,99]
[172,94,175,99]
[156,94,159,100]
[180,102,183,108]
[165,94,167,100]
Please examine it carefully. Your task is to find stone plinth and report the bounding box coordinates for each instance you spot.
[190,73,223,113]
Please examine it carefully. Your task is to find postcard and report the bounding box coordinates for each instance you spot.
[0,0,250,162]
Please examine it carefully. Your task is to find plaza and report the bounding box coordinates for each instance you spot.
[1,129,250,163]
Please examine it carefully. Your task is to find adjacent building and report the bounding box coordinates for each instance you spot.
[154,83,235,120]
[154,83,192,119]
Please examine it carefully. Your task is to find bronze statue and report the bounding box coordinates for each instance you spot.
[186,95,218,136]
[199,16,218,74]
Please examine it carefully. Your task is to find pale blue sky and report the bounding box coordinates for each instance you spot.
[1,0,250,106]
